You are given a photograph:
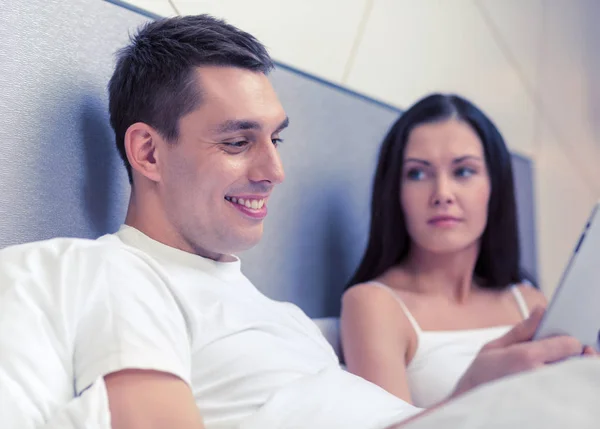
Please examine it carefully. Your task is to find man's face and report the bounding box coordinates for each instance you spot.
[155,66,288,260]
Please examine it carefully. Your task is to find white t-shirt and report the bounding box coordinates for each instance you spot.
[0,237,160,428]
[0,226,420,428]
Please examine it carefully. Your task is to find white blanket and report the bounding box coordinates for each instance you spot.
[2,377,111,429]
[239,358,600,429]
[402,357,600,429]
[4,358,600,428]
[238,368,422,429]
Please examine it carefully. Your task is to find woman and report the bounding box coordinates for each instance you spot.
[340,93,547,408]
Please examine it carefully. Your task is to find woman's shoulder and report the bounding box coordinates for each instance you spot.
[341,277,419,349]
[342,280,394,307]
[343,271,420,318]
[345,268,413,298]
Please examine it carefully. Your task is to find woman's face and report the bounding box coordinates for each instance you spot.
[400,119,491,255]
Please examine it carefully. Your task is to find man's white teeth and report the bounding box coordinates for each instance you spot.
[226,196,265,210]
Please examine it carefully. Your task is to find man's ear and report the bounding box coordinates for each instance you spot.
[124,122,162,183]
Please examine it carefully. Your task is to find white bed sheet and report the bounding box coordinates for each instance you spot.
[2,377,110,429]
[402,357,600,429]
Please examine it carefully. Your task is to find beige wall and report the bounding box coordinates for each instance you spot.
[112,0,600,296]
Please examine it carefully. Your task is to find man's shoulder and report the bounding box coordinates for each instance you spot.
[1,233,125,261]
[0,233,160,279]
[1,236,98,263]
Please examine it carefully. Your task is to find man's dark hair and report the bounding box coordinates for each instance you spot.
[108,15,275,182]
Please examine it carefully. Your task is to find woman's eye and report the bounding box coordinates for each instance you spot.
[455,167,476,178]
[406,168,426,181]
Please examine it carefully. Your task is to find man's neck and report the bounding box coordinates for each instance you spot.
[124,193,232,262]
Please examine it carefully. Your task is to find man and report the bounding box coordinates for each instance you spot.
[0,14,594,429]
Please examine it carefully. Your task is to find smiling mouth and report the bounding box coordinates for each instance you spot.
[224,196,266,210]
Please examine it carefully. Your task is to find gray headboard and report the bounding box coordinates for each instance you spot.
[0,0,538,318]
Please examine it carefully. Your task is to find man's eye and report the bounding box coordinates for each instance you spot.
[226,141,249,148]
[272,138,284,147]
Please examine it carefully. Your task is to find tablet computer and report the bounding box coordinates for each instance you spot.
[533,201,600,350]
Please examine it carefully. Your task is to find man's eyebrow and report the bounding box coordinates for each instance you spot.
[212,119,262,134]
[212,116,289,134]
[274,116,290,134]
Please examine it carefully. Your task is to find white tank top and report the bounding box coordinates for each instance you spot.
[370,281,530,408]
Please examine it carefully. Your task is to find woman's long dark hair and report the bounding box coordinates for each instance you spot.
[347,93,522,290]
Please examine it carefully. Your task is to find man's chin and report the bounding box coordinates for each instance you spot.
[226,229,264,255]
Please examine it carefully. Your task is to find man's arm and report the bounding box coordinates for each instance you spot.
[105,370,204,429]
[73,246,202,428]
[34,371,203,429]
